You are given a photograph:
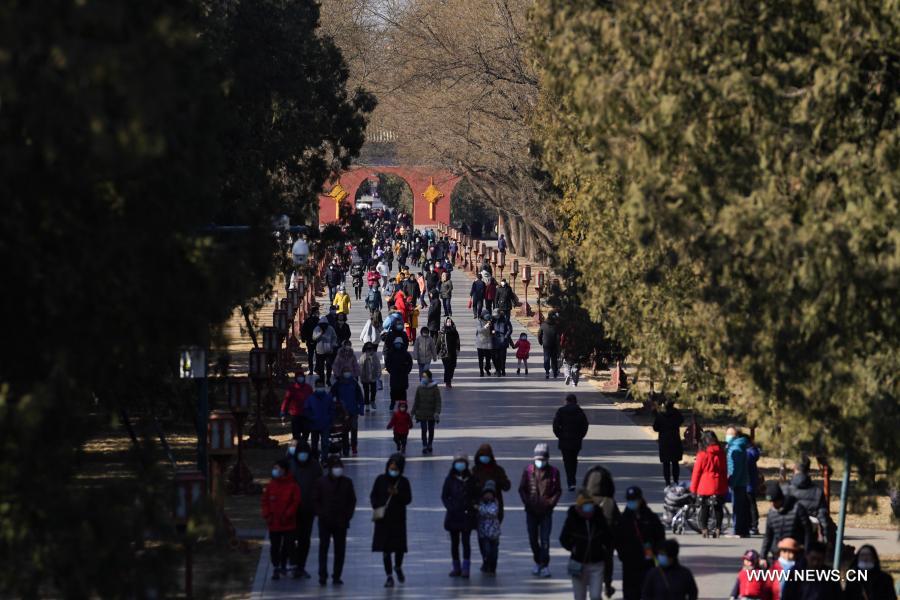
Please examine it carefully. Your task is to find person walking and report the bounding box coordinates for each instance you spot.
[786,456,832,544]
[329,370,365,457]
[350,262,364,300]
[652,398,684,486]
[553,394,590,491]
[281,370,312,441]
[471,444,512,524]
[782,541,842,600]
[760,481,813,562]
[312,317,338,384]
[616,486,665,600]
[484,276,497,313]
[689,430,728,538]
[492,309,512,376]
[377,258,390,290]
[288,440,322,579]
[640,539,698,600]
[494,278,517,314]
[312,456,356,586]
[470,273,486,319]
[262,459,301,580]
[513,332,531,375]
[412,326,437,378]
[426,289,442,337]
[384,336,413,411]
[333,313,351,348]
[359,342,382,413]
[475,310,495,376]
[437,317,460,388]
[519,443,562,577]
[304,378,335,461]
[725,425,751,537]
[746,435,762,535]
[326,260,344,304]
[300,304,321,376]
[539,311,562,379]
[411,369,441,454]
[728,550,773,600]
[331,341,359,380]
[439,272,454,316]
[386,401,413,454]
[845,544,897,600]
[442,451,477,578]
[371,453,413,588]
[582,466,621,528]
[497,234,507,261]
[476,481,502,575]
[560,491,615,600]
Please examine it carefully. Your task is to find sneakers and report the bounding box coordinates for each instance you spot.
[449,560,462,577]
[532,564,541,576]
[384,576,394,588]
[545,373,550,380]
[538,566,552,578]
[292,568,310,579]
[395,566,405,583]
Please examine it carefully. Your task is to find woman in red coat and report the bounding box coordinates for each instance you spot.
[690,430,728,537]
[262,459,302,579]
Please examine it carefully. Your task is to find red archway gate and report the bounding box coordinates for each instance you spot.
[318,166,461,227]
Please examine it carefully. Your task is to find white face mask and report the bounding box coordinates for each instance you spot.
[534,459,545,469]
[331,467,344,478]
[857,560,875,570]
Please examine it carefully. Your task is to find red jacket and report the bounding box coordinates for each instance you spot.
[387,410,413,436]
[261,475,301,532]
[281,382,313,417]
[513,339,531,359]
[485,280,497,301]
[690,443,728,496]
[367,270,380,287]
[734,568,773,600]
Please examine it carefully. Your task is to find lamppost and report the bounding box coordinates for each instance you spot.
[536,271,546,324]
[521,264,532,317]
[511,259,519,296]
[179,346,210,478]
[173,470,205,599]
[207,410,237,513]
[491,248,499,278]
[246,348,277,448]
[261,325,280,407]
[227,377,257,494]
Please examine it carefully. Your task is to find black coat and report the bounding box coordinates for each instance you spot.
[289,456,323,514]
[385,349,412,391]
[470,280,486,301]
[762,496,812,558]
[325,265,343,287]
[615,505,665,564]
[442,472,477,532]
[312,474,356,530]
[437,327,460,359]
[641,564,698,600]
[652,408,684,462]
[538,320,560,351]
[494,284,516,312]
[553,403,589,452]
[370,473,412,553]
[427,301,442,332]
[845,569,897,600]
[334,323,351,345]
[787,473,830,524]
[560,506,614,571]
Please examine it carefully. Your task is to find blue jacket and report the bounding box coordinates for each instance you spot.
[304,390,335,432]
[330,379,364,416]
[746,444,761,493]
[726,436,750,487]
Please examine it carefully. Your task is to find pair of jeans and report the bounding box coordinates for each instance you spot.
[485,298,494,313]
[318,522,347,580]
[572,561,605,600]
[315,352,334,383]
[493,348,508,375]
[362,381,377,407]
[269,530,294,570]
[293,510,315,571]
[328,286,337,304]
[450,529,471,561]
[543,350,560,376]
[662,461,680,486]
[749,491,760,532]
[310,429,330,460]
[698,494,725,532]
[442,356,457,383]
[526,511,552,566]
[477,349,493,374]
[478,536,499,572]
[383,551,404,575]
[472,298,484,318]
[731,486,750,535]
[442,297,452,316]
[420,419,435,448]
[347,413,359,451]
[561,448,580,488]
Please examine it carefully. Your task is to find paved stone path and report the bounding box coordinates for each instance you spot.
[251,264,898,600]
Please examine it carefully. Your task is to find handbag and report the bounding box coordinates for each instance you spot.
[467,298,473,309]
[372,493,392,522]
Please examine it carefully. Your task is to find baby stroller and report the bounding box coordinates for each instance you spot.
[663,483,692,527]
[328,402,351,457]
[563,360,581,386]
[670,493,733,535]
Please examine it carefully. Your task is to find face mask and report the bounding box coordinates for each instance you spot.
[331,467,344,478]
[857,560,874,570]
[778,557,795,570]
[534,459,545,469]
[478,455,491,465]
[297,452,309,462]
[295,376,305,384]
[421,378,429,386]
[388,469,400,478]
[581,503,595,514]
[271,468,282,478]
[725,434,735,443]
[626,500,639,511]
[287,446,296,455]
[453,462,466,473]
[343,372,352,379]
[658,555,670,568]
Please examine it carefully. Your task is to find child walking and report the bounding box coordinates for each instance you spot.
[476,480,502,575]
[386,401,413,454]
[261,459,301,580]
[513,332,531,375]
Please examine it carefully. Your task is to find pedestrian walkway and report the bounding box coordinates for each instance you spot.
[251,264,898,600]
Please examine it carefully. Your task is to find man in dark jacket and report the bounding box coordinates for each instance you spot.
[518,443,561,578]
[312,456,356,586]
[494,279,517,313]
[538,312,561,379]
[300,305,321,376]
[761,481,813,560]
[384,337,413,411]
[330,372,365,456]
[552,394,589,491]
[616,486,665,600]
[652,399,684,486]
[782,541,843,600]
[641,539,698,600]
[470,274,486,319]
[325,260,344,303]
[288,440,323,579]
[786,457,832,542]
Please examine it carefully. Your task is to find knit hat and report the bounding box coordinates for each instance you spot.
[765,481,784,502]
[743,550,760,564]
[453,450,468,463]
[533,443,549,459]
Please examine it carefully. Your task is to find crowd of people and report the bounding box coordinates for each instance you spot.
[263,210,896,599]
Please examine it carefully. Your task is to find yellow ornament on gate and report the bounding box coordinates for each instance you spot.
[328,183,349,220]
[422,178,444,221]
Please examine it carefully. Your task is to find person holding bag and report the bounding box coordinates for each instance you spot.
[559,491,615,600]
[370,454,412,588]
